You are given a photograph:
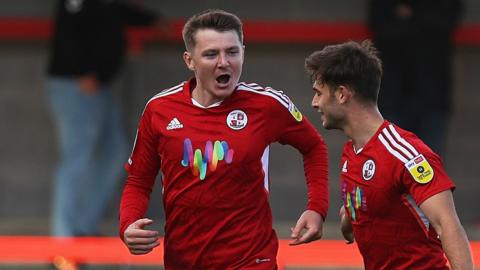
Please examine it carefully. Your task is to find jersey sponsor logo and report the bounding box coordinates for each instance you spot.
[166,117,184,130]
[405,154,434,184]
[342,160,348,173]
[288,102,303,122]
[181,138,234,180]
[342,182,367,221]
[362,159,375,181]
[227,110,248,130]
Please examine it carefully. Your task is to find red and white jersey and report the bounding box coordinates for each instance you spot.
[340,121,455,270]
[120,78,328,269]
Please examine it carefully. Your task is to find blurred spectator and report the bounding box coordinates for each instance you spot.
[47,0,159,236]
[368,0,463,157]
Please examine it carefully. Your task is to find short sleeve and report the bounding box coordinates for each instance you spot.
[400,150,455,206]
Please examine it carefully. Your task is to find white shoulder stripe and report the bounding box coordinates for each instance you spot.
[382,128,414,159]
[379,134,409,163]
[238,82,290,104]
[388,125,419,156]
[147,83,184,105]
[264,87,289,103]
[237,84,289,108]
[244,82,263,89]
[152,82,184,98]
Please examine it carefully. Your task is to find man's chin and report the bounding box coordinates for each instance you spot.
[322,121,335,130]
[214,86,235,96]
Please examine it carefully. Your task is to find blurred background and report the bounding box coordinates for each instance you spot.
[0,0,479,269]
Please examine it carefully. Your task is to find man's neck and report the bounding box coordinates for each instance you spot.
[343,105,384,150]
[191,86,223,107]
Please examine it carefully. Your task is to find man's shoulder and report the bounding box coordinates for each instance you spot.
[375,122,434,165]
[146,82,186,107]
[235,82,305,121]
[236,82,290,104]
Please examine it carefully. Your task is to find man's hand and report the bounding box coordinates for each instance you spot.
[340,205,354,244]
[123,218,160,255]
[289,210,323,245]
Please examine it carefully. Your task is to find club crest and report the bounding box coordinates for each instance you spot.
[362,159,375,181]
[227,110,248,130]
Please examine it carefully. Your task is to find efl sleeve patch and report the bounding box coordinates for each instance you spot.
[288,102,303,122]
[405,154,434,184]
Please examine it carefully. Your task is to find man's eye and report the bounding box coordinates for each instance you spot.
[204,52,216,57]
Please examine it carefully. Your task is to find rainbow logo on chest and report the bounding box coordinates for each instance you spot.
[342,182,367,221]
[181,138,234,180]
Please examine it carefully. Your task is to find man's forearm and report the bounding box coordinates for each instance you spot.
[441,223,473,270]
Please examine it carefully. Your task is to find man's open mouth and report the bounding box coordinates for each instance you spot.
[216,74,231,84]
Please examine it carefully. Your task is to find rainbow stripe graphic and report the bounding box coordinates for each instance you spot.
[181,138,234,180]
[345,186,366,221]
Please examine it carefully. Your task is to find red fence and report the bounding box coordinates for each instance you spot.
[0,236,479,269]
[1,18,480,52]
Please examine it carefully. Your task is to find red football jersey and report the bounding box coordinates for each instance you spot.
[341,121,455,270]
[120,78,328,269]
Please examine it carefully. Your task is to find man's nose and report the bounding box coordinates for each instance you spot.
[311,96,319,108]
[217,53,229,67]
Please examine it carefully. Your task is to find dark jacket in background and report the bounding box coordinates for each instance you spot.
[48,0,158,84]
[368,0,463,112]
[368,0,463,156]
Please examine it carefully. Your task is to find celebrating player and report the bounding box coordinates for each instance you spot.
[306,40,473,270]
[119,9,329,269]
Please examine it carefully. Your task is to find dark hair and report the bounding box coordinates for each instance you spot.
[182,9,243,51]
[305,40,383,104]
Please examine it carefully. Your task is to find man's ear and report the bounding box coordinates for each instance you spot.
[183,51,195,71]
[336,85,353,104]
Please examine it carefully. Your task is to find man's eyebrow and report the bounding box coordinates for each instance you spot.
[201,48,218,53]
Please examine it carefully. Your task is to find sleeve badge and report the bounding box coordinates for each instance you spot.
[288,102,303,122]
[405,154,434,184]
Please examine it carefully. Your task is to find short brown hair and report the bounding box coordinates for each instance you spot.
[305,40,383,103]
[182,9,243,51]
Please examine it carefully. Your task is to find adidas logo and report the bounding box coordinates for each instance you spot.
[166,118,184,130]
[342,160,348,173]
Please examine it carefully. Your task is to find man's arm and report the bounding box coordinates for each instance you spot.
[420,190,473,270]
[119,102,160,248]
[289,137,329,245]
[265,94,329,245]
